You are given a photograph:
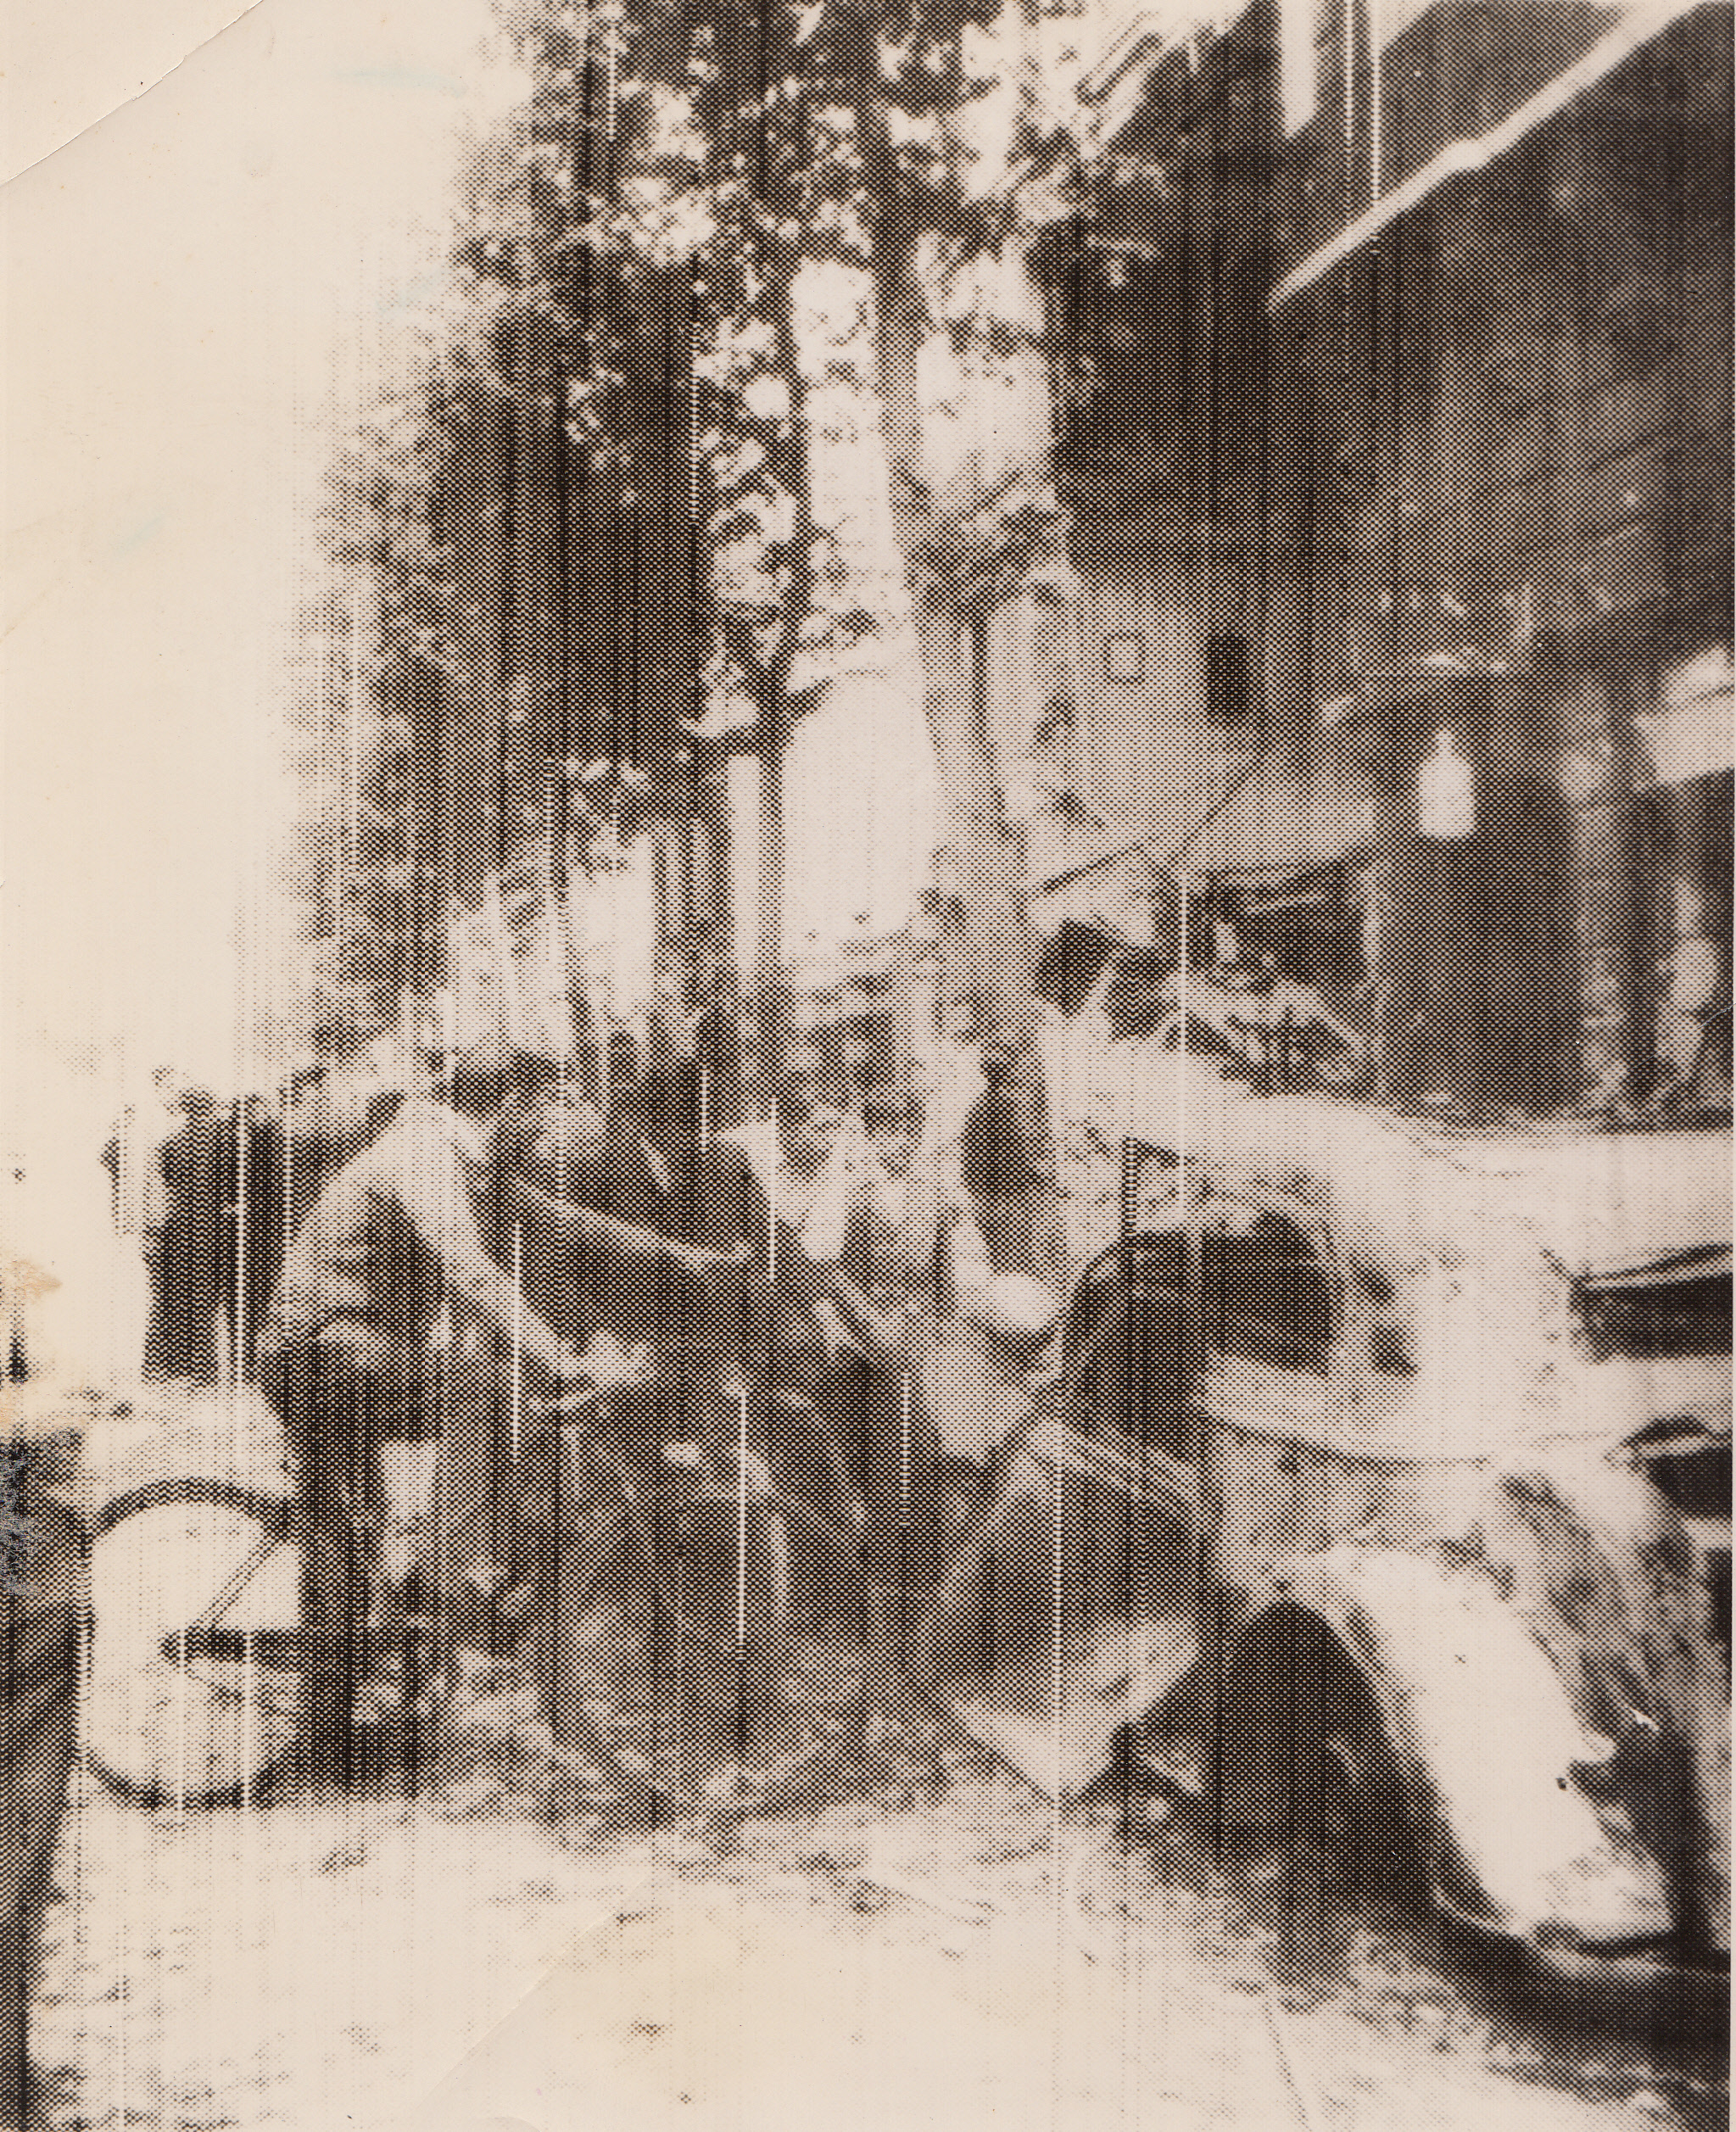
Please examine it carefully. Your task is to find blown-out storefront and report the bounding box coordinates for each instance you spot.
[1270,0,1733,1123]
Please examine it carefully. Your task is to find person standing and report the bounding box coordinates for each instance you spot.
[277,1068,336,1236]
[650,1052,867,1394]
[1650,874,1732,1119]
[841,1083,963,1591]
[260,1053,586,1764]
[957,1040,1063,1288]
[539,1067,671,1234]
[99,1109,134,1235]
[143,1086,225,1385]
[741,1061,954,1608]
[507,1050,944,1760]
[842,1086,948,1321]
[217,1093,287,1384]
[104,1068,181,1379]
[716,1052,863,1266]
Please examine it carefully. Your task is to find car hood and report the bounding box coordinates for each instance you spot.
[1172,1102,1729,1278]
[1439,1131,1731,1279]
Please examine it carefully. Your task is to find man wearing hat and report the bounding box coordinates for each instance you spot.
[259,1042,736,1769]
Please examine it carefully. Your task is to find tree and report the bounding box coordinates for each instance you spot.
[279,29,814,1077]
[684,0,1080,1270]
[274,386,454,1060]
[850,6,1075,1279]
[501,3,906,1102]
[287,0,1086,1204]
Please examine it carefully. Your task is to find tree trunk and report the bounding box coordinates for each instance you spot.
[860,118,1063,1278]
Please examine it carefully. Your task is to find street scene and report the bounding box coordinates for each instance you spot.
[2,0,1731,2127]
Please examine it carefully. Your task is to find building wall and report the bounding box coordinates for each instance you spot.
[1052,0,1731,1113]
[1270,0,1733,1112]
[985,568,1259,890]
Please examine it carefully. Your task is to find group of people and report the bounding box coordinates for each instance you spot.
[93,1010,1080,1786]
[103,1050,418,1387]
[171,1026,1051,1768]
[104,1070,283,1386]
[101,937,1364,1730]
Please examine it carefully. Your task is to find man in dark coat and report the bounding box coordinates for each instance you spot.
[218,1095,287,1384]
[632,1059,946,1603]
[957,1041,1062,1286]
[143,1087,226,1384]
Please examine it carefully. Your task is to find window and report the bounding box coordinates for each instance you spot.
[1576,1254,1733,1363]
[1205,631,1255,728]
[1199,1207,1337,1374]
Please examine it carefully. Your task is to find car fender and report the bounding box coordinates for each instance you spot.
[1247,1547,1676,1951]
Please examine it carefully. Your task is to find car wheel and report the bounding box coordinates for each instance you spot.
[1216,1606,1421,1979]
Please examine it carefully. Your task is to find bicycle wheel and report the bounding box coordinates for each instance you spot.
[549,1436,858,1818]
[84,1480,310,1809]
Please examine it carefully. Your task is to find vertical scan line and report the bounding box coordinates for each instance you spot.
[1119,1133,1137,1758]
[543,770,566,1065]
[70,1595,89,2122]
[243,1626,256,1814]
[900,1371,913,1528]
[1175,871,1189,1211]
[1369,8,1383,201]
[609,790,624,1038]
[177,1582,191,1817]
[765,1119,777,1289]
[114,1929,126,2132]
[511,1222,525,1465]
[446,1081,466,1627]
[555,1053,570,1205]
[351,583,365,865]
[689,243,705,522]
[1264,1988,1327,2131]
[348,584,363,878]
[900,1369,915,1667]
[1052,1326,1066,1937]
[736,1385,751,1648]
[232,1110,248,1432]
[77,1575,92,1786]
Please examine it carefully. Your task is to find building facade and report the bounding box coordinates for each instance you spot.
[1276,0,1733,1117]
[1035,0,1732,1122]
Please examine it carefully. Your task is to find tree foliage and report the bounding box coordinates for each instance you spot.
[288,0,1084,1197]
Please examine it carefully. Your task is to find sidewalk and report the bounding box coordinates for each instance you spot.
[28,1731,1698,2132]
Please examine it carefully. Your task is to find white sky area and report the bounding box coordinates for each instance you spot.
[4,0,516,1092]
[0,0,948,1376]
[3,0,516,1375]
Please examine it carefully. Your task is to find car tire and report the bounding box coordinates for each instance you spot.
[1215,1606,1421,1978]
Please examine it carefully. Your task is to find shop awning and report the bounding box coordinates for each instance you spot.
[1166,758,1379,879]
[1270,0,1712,307]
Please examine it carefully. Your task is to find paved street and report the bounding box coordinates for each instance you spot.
[18,1390,1726,2132]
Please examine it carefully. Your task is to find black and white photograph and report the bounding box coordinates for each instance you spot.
[2,0,1730,2124]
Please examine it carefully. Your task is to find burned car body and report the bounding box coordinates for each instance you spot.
[919,1107,1730,1985]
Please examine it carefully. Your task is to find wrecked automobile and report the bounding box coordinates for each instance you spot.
[915,1109,1730,1991]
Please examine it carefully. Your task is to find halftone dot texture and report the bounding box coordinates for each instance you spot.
[2,1448,81,2130]
[19,0,1732,2123]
